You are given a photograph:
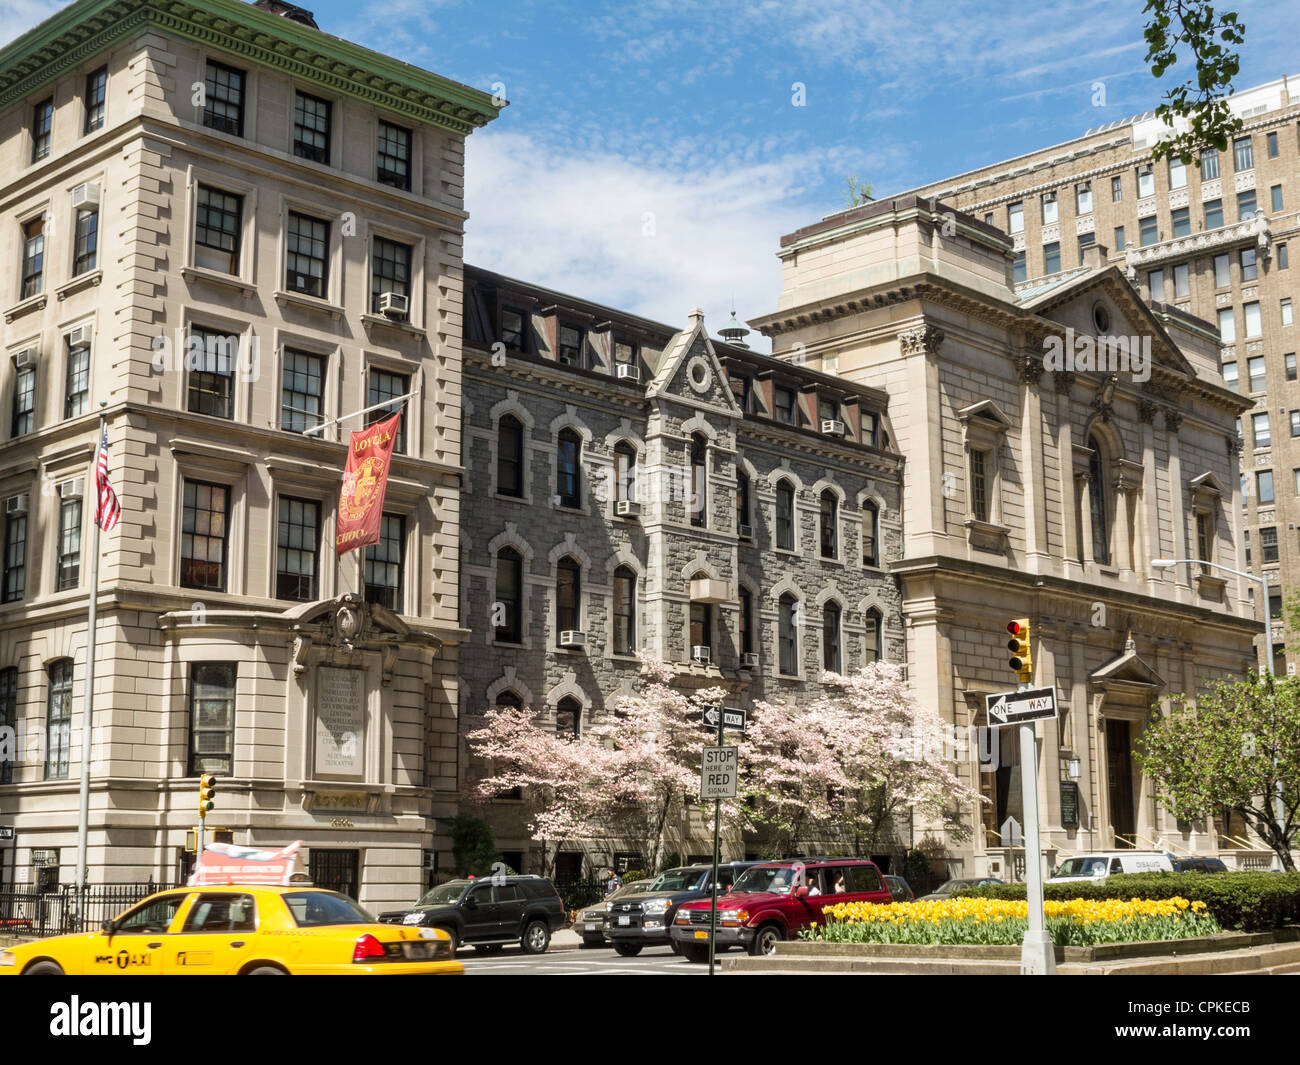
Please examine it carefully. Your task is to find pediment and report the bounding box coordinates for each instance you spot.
[957,399,1013,431]
[1089,641,1165,690]
[646,321,742,416]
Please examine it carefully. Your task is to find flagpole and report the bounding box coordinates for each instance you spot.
[75,407,106,925]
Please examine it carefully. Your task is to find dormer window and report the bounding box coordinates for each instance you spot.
[774,386,797,425]
[501,307,527,351]
[558,325,585,367]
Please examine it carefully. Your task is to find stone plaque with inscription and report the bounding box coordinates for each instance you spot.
[315,667,365,778]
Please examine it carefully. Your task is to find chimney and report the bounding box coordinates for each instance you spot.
[1083,242,1109,272]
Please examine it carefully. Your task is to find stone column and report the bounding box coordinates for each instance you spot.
[1019,353,1050,571]
[1076,472,1096,566]
[1139,398,1162,594]
[1165,410,1191,594]
[1056,373,1080,577]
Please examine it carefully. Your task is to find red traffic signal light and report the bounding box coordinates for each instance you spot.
[1006,618,1031,679]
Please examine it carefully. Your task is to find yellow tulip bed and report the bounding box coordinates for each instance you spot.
[804,896,1220,946]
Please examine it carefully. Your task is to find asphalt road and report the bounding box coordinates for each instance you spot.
[460,940,722,975]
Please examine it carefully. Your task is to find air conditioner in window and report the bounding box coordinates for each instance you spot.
[59,478,85,500]
[616,364,640,382]
[11,347,38,369]
[379,292,409,320]
[71,182,101,209]
[66,324,93,348]
[5,494,29,516]
[614,500,641,519]
[559,630,587,649]
[742,652,759,669]
[691,645,711,664]
[821,419,846,436]
[738,523,753,540]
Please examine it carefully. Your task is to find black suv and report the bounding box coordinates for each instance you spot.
[605,863,764,956]
[378,876,566,954]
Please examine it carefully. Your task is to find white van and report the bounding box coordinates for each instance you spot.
[1049,851,1174,884]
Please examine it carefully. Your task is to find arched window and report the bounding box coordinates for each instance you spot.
[689,433,707,527]
[614,442,637,503]
[0,666,16,785]
[778,594,799,675]
[557,428,581,508]
[864,608,883,664]
[819,489,838,559]
[689,582,713,655]
[495,689,522,709]
[738,587,754,657]
[45,659,73,780]
[497,415,524,497]
[555,556,581,641]
[555,695,581,740]
[494,547,523,643]
[612,565,637,655]
[822,602,842,672]
[736,468,751,537]
[1088,434,1110,565]
[775,480,795,551]
[862,501,879,567]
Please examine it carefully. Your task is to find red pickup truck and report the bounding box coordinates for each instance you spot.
[670,858,891,961]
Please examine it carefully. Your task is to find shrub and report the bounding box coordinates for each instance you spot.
[449,814,499,877]
[958,872,1300,932]
[621,869,647,884]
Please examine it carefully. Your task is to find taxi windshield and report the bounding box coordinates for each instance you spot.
[1054,858,1108,878]
[731,866,797,895]
[648,869,705,892]
[415,881,470,907]
[283,891,376,927]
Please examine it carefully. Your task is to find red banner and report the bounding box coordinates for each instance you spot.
[188,841,304,886]
[336,412,401,556]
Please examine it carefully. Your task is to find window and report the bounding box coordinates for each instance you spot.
[1244,301,1262,340]
[1139,215,1158,246]
[1112,226,1125,252]
[1241,246,1258,282]
[1291,410,1300,437]
[555,557,580,639]
[11,365,35,437]
[1270,590,1283,621]
[983,211,993,225]
[861,410,878,447]
[1200,149,1219,180]
[1007,202,1023,234]
[292,91,331,163]
[56,497,81,591]
[970,449,989,523]
[494,547,522,643]
[819,489,837,559]
[864,608,882,664]
[1233,135,1253,172]
[738,587,753,656]
[187,327,236,419]
[1171,206,1190,238]
[1218,308,1235,344]
[1280,243,1289,270]
[1204,198,1224,230]
[370,236,411,315]
[1043,241,1061,274]
[286,212,329,298]
[1237,189,1256,221]
[45,660,72,779]
[1248,355,1266,392]
[195,186,242,274]
[778,594,798,675]
[555,697,580,741]
[556,428,581,508]
[1041,191,1058,224]
[689,600,712,656]
[822,602,842,672]
[1136,165,1154,198]
[202,61,244,136]
[1148,268,1165,302]
[21,217,44,299]
[1261,526,1279,564]
[276,496,319,601]
[1173,262,1190,299]
[862,500,879,566]
[183,892,257,933]
[501,308,526,352]
[280,348,323,433]
[376,121,411,190]
[1272,185,1285,213]
[72,206,98,276]
[1214,252,1231,288]
[1195,511,1212,567]
[1087,436,1109,565]
[181,480,230,591]
[1245,530,1251,565]
[614,339,637,368]
[1287,353,1297,381]
[188,663,234,775]
[0,667,14,784]
[774,385,796,425]
[84,67,107,133]
[1111,175,1123,201]
[1253,412,1271,448]
[1285,299,1295,327]
[689,434,707,527]
[731,374,751,413]
[1075,182,1092,214]
[1258,470,1275,505]
[557,325,584,367]
[612,566,636,655]
[498,415,525,498]
[64,337,90,419]
[363,514,404,612]
[1013,251,1027,283]
[1267,131,1279,158]
[2,508,26,603]
[775,479,795,551]
[1223,361,1239,391]
[1168,158,1186,190]
[367,368,408,452]
[31,97,52,162]
[1078,231,1095,264]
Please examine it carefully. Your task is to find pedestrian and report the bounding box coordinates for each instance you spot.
[604,867,623,895]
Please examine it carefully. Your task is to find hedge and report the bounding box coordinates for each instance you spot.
[957,872,1300,932]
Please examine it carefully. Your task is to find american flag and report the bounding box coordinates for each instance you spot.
[94,428,120,532]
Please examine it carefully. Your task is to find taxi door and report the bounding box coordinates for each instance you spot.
[162,891,259,974]
[90,891,192,975]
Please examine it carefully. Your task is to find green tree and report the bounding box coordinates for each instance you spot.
[1142,0,1246,162]
[1135,673,1300,870]
[844,175,874,209]
[449,814,501,876]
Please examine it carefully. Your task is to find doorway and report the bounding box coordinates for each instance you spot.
[309,848,360,898]
[1105,719,1136,847]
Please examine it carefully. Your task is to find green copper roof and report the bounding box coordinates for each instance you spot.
[0,0,503,135]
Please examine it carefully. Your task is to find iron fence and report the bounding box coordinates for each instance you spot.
[554,876,606,912]
[0,881,181,938]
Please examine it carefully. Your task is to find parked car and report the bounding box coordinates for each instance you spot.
[1171,857,1229,874]
[917,877,1003,901]
[574,878,653,948]
[671,858,892,961]
[1049,851,1174,884]
[377,875,566,954]
[883,874,914,902]
[605,863,766,956]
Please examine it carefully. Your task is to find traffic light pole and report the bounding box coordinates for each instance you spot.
[1018,707,1055,975]
[708,714,723,977]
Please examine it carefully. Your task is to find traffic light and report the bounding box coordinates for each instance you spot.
[198,773,217,816]
[1006,618,1032,682]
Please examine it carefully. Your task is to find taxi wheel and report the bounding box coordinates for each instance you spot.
[24,960,64,975]
[520,919,550,954]
[612,941,643,957]
[245,965,287,975]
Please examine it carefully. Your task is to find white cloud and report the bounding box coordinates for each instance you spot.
[0,0,67,45]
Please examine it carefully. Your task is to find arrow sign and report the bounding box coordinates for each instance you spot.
[985,686,1057,727]
[701,705,746,731]
[1000,816,1022,847]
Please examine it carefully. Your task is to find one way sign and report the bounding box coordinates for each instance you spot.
[985,687,1057,727]
[702,705,747,731]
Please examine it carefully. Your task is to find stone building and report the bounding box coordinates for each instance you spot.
[458,265,905,876]
[0,0,497,906]
[750,194,1266,875]
[907,75,1300,675]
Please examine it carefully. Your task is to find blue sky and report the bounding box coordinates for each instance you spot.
[5,0,1297,346]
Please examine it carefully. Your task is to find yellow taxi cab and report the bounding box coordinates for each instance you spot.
[0,884,461,976]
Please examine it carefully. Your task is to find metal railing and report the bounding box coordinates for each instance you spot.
[0,881,181,938]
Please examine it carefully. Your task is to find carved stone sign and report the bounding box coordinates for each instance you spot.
[315,667,365,778]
